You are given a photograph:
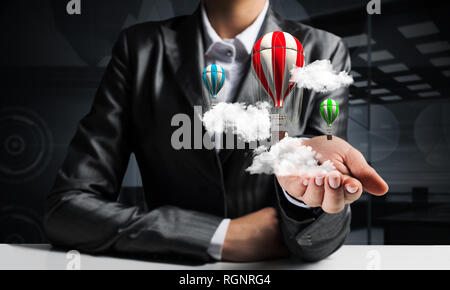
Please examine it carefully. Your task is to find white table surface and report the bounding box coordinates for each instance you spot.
[0,244,449,270]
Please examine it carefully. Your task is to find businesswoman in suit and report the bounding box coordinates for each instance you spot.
[44,0,388,262]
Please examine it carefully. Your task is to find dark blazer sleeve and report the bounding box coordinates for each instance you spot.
[44,30,222,262]
[276,38,352,262]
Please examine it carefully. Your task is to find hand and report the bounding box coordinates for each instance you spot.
[222,207,288,262]
[277,135,389,214]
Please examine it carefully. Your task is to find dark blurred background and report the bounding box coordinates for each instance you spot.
[1,0,449,245]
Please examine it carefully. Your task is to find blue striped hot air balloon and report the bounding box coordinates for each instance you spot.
[202,64,225,98]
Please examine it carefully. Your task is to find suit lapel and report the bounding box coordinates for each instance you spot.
[161,9,207,111]
[161,10,229,204]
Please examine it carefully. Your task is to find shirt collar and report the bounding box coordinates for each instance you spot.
[201,0,269,55]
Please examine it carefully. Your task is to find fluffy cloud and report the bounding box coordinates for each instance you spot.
[290,59,354,93]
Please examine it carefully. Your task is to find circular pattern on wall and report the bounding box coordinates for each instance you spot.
[414,103,450,167]
[0,206,46,243]
[0,108,53,183]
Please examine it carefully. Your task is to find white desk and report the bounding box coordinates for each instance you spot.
[0,244,449,270]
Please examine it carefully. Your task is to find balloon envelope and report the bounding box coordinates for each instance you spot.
[202,64,226,98]
[252,31,304,108]
[320,99,339,127]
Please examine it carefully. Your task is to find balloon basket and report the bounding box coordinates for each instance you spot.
[210,97,219,108]
[270,113,287,145]
[326,128,333,141]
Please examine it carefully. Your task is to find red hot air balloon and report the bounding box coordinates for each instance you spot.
[252,31,304,108]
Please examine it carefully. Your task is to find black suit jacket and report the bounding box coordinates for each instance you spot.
[44,6,351,262]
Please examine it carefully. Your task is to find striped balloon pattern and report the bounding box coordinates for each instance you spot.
[202,64,226,98]
[252,31,304,108]
[320,99,339,127]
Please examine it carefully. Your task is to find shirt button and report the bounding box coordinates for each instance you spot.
[226,50,232,57]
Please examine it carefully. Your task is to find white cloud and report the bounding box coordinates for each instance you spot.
[202,102,272,143]
[290,60,354,93]
[246,137,336,176]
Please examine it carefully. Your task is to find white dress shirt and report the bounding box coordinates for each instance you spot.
[202,1,269,103]
[202,1,312,261]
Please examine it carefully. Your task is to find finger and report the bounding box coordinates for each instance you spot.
[321,172,345,214]
[344,147,389,196]
[342,175,363,204]
[276,175,308,199]
[302,174,326,207]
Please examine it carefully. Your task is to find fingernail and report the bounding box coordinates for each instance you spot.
[329,175,341,189]
[302,178,309,186]
[315,176,324,186]
[345,184,358,193]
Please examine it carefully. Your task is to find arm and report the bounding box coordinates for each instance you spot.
[275,177,351,262]
[44,30,223,262]
[276,39,388,261]
[207,189,312,261]
[276,39,353,262]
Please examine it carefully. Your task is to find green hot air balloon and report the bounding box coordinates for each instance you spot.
[320,98,339,140]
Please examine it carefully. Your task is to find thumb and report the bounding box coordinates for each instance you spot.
[344,147,389,196]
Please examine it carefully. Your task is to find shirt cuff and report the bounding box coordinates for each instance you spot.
[281,136,311,209]
[207,218,231,260]
[282,189,312,209]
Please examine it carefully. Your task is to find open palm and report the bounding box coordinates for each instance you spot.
[276,135,388,213]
